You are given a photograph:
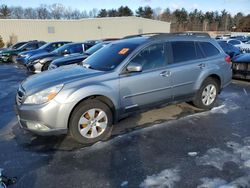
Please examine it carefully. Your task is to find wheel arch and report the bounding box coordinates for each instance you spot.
[67,95,117,128]
[195,72,222,92]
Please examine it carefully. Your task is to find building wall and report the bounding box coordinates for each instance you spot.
[0,17,170,45]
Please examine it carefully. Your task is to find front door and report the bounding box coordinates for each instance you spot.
[119,42,173,112]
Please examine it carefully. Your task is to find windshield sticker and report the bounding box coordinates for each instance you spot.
[118,48,129,55]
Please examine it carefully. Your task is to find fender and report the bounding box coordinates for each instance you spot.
[194,65,223,91]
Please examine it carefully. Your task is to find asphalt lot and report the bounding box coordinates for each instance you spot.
[1,63,250,188]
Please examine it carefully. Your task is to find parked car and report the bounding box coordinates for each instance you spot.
[230,35,250,43]
[227,39,250,53]
[0,41,28,53]
[217,40,241,58]
[231,54,250,80]
[48,41,113,70]
[16,41,71,65]
[215,34,231,40]
[26,42,95,73]
[0,41,46,63]
[15,33,232,144]
[218,40,250,80]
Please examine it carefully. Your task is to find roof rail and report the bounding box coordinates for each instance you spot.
[123,32,210,39]
[122,33,166,39]
[173,32,210,37]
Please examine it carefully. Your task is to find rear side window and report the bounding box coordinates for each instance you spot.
[25,43,38,50]
[199,42,220,57]
[171,41,199,63]
[69,44,83,53]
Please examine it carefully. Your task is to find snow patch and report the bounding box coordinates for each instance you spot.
[197,178,227,188]
[188,152,198,157]
[198,176,250,188]
[196,148,240,170]
[197,139,250,170]
[139,168,180,188]
[120,181,128,187]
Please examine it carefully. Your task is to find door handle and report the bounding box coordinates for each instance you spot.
[160,70,171,77]
[198,63,206,69]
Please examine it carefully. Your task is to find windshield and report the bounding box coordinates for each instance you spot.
[10,42,27,49]
[83,42,139,71]
[85,43,107,55]
[52,44,71,54]
[39,43,52,50]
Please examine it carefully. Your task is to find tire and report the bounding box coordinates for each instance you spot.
[11,55,17,63]
[41,62,50,71]
[69,99,113,144]
[193,77,219,110]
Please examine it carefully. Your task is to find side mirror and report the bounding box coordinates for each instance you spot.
[62,50,69,55]
[127,63,142,73]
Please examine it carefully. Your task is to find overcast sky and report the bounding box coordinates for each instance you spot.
[1,0,250,15]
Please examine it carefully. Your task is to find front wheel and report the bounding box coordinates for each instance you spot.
[11,55,17,63]
[193,78,219,110]
[69,99,113,144]
[41,62,50,71]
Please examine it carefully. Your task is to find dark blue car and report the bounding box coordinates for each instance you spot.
[48,41,111,70]
[218,40,250,80]
[16,41,71,65]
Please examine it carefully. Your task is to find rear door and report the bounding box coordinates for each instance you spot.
[167,41,206,99]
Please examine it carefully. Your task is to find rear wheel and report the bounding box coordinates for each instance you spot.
[69,99,113,144]
[193,78,219,110]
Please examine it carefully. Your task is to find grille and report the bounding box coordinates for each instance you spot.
[16,86,25,105]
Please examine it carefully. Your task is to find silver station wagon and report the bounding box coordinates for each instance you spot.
[15,33,232,144]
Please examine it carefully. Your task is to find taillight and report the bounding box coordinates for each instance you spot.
[225,55,231,64]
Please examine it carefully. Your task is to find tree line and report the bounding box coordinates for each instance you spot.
[0,4,249,32]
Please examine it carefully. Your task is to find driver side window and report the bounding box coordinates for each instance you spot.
[130,43,166,71]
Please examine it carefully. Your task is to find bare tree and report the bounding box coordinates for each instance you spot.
[50,3,65,19]
[37,4,51,19]
[24,8,37,19]
[10,6,24,19]
[0,5,11,19]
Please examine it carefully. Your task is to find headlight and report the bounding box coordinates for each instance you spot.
[40,59,46,64]
[21,54,29,58]
[30,59,40,65]
[24,84,63,105]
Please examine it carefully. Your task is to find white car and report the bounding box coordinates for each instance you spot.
[227,39,250,53]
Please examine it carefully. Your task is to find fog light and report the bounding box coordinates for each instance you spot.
[26,121,50,131]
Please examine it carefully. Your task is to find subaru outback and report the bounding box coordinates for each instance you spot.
[15,33,232,144]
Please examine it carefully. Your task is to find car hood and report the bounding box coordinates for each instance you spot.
[20,49,47,56]
[21,65,103,95]
[29,52,58,62]
[0,49,17,54]
[53,54,88,65]
[232,53,250,63]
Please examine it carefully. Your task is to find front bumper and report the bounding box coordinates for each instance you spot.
[27,63,42,73]
[14,100,70,136]
[0,55,10,63]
